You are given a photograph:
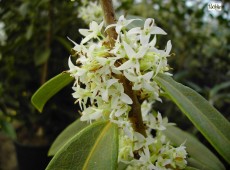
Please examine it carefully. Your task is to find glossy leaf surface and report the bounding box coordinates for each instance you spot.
[46,121,118,170]
[155,73,230,164]
[31,72,74,112]
[48,119,89,156]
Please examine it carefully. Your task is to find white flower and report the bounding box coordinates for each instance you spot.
[112,118,133,139]
[141,100,153,119]
[68,37,87,54]
[138,147,155,170]
[124,71,154,91]
[68,16,187,170]
[116,41,148,73]
[147,112,169,131]
[108,83,133,118]
[78,1,103,24]
[100,78,118,102]
[80,107,103,123]
[111,102,130,118]
[133,132,155,150]
[106,15,138,33]
[79,21,104,44]
[165,40,172,56]
[119,134,134,162]
[128,18,167,45]
[95,54,121,75]
[68,57,78,75]
[110,83,133,105]
[72,85,91,110]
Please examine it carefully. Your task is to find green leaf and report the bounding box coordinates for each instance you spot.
[31,72,74,112]
[187,158,214,170]
[46,121,118,170]
[55,36,72,52]
[48,119,89,156]
[118,162,128,170]
[155,73,230,164]
[163,126,225,170]
[210,81,230,98]
[185,166,200,170]
[0,121,17,140]
[26,24,33,40]
[18,2,29,17]
[186,81,202,93]
[34,49,51,66]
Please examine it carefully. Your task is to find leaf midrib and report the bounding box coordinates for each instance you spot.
[82,122,112,170]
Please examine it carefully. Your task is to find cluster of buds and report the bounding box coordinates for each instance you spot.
[68,15,187,169]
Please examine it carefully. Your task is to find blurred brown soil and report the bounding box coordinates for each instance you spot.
[0,132,18,170]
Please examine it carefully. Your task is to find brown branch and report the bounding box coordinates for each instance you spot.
[100,0,117,47]
[41,0,52,85]
[100,0,147,137]
[120,75,147,136]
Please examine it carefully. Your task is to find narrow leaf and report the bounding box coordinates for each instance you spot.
[187,158,213,170]
[46,121,118,170]
[34,49,51,66]
[155,73,230,164]
[26,24,33,40]
[163,126,225,170]
[210,81,230,98]
[31,72,74,112]
[48,119,89,156]
[118,162,128,170]
[185,166,200,170]
[55,36,72,52]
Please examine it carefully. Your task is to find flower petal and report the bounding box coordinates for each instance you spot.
[123,41,136,58]
[116,60,132,70]
[121,93,133,104]
[165,40,172,55]
[150,26,167,35]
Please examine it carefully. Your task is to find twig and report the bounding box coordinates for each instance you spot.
[100,0,147,137]
[41,0,52,84]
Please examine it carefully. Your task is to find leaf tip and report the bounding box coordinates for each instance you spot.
[31,95,43,113]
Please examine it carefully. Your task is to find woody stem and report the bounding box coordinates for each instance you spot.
[100,0,147,137]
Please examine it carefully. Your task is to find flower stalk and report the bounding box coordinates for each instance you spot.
[100,0,117,47]
[99,0,147,137]
[41,0,52,84]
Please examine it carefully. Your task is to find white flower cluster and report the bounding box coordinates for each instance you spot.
[77,0,121,24]
[68,15,187,169]
[78,1,104,24]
